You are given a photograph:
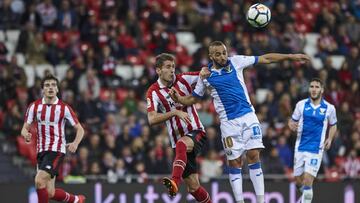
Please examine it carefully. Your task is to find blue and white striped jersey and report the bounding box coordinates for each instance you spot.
[192,55,258,121]
[291,98,337,154]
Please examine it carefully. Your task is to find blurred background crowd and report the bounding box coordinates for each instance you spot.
[0,0,360,183]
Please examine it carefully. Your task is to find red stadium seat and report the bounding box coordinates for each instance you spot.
[116,88,129,104]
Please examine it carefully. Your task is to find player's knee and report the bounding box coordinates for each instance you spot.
[178,137,194,152]
[246,150,260,163]
[187,182,200,193]
[303,177,313,186]
[34,178,46,189]
[228,157,243,168]
[47,188,55,198]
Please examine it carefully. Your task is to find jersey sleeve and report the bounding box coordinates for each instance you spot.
[24,103,35,124]
[192,76,206,98]
[64,105,79,126]
[328,105,337,126]
[231,55,258,70]
[180,72,200,86]
[291,101,302,122]
[146,88,159,112]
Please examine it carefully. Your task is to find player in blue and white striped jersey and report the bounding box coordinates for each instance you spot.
[288,78,337,203]
[170,41,310,203]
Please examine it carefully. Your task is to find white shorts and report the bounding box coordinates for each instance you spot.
[220,112,265,160]
[293,151,323,177]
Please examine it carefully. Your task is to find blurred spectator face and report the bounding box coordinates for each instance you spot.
[278,136,287,146]
[206,127,217,140]
[103,151,115,167]
[116,159,125,170]
[90,162,101,174]
[90,134,100,148]
[340,102,350,113]
[270,148,279,157]
[61,0,70,11]
[78,146,89,160]
[105,134,115,148]
[308,80,324,100]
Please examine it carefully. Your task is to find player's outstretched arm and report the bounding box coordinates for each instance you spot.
[258,53,311,64]
[21,123,32,144]
[66,123,84,153]
[148,110,191,126]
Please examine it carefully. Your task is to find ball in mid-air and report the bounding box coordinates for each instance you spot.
[246,3,271,28]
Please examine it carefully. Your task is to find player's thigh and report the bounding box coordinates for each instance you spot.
[293,151,306,177]
[178,136,194,152]
[243,114,264,151]
[304,152,322,178]
[220,120,246,161]
[46,177,56,197]
[183,173,200,192]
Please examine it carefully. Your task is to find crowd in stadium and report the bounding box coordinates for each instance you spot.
[1,0,360,183]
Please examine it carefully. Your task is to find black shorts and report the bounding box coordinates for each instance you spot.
[182,130,207,178]
[37,151,65,178]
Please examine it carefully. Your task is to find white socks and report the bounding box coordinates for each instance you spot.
[228,167,244,202]
[248,162,265,203]
[301,186,313,203]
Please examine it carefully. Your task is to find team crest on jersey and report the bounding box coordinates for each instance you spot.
[225,149,233,156]
[224,65,232,73]
[319,108,326,115]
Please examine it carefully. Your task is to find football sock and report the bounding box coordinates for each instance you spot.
[172,141,187,186]
[190,186,211,203]
[301,186,313,203]
[51,188,76,202]
[228,167,244,202]
[249,162,265,203]
[36,188,49,203]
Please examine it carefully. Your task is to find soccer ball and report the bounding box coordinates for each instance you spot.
[246,3,271,28]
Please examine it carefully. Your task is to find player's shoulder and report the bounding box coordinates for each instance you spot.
[322,99,336,110]
[296,98,308,106]
[146,82,160,95]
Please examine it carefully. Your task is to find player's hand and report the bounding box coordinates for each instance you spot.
[288,119,298,131]
[291,54,311,63]
[324,138,332,150]
[175,110,191,124]
[199,67,210,79]
[169,87,180,102]
[66,142,79,153]
[23,132,32,144]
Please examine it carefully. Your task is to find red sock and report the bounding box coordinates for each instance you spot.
[172,141,187,185]
[191,186,211,203]
[52,188,76,203]
[36,188,49,203]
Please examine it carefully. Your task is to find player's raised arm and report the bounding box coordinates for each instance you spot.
[169,87,200,106]
[258,53,311,64]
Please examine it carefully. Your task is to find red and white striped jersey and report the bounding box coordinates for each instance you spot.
[24,97,79,154]
[146,72,205,148]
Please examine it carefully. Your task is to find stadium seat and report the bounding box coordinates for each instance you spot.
[330,55,345,70]
[311,57,324,70]
[133,65,145,79]
[116,88,129,104]
[24,65,36,87]
[6,30,20,43]
[115,65,133,80]
[16,53,25,66]
[35,64,55,78]
[55,64,69,81]
[256,89,269,104]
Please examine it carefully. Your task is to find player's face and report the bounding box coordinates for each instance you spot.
[209,45,228,67]
[42,79,59,98]
[157,60,175,83]
[309,81,323,100]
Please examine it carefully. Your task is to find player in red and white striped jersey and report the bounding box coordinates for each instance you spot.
[147,53,211,202]
[21,75,85,203]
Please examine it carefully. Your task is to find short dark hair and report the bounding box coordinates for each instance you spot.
[155,53,175,69]
[309,78,324,87]
[41,74,59,89]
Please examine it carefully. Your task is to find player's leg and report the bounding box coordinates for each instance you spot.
[228,157,245,203]
[184,174,211,203]
[35,170,51,203]
[294,175,304,193]
[49,177,85,203]
[244,119,265,203]
[163,133,196,196]
[246,149,264,203]
[293,151,305,193]
[300,153,322,203]
[301,173,315,203]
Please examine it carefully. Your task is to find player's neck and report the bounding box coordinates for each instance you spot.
[160,78,173,88]
[44,96,57,104]
[310,98,321,106]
